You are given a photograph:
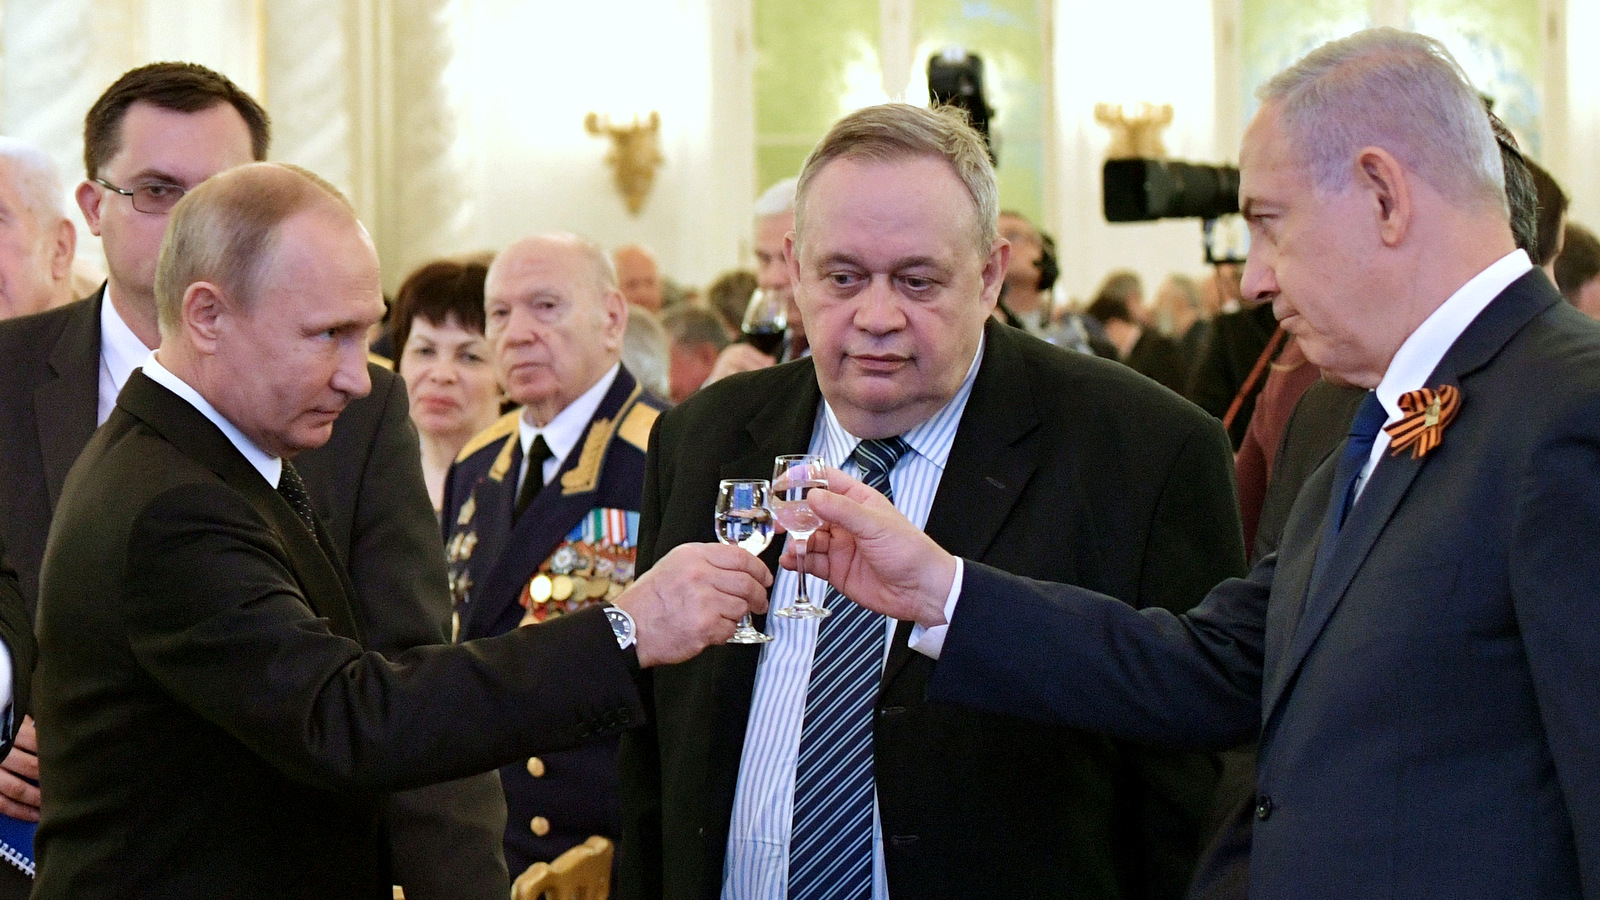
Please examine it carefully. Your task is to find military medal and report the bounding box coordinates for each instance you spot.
[529,574,553,604]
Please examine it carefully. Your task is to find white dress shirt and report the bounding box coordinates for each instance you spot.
[516,364,620,493]
[720,338,984,900]
[1354,249,1533,500]
[99,289,154,425]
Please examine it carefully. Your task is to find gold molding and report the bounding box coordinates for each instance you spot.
[585,111,663,215]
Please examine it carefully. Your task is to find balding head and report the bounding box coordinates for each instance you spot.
[612,243,663,312]
[0,137,76,318]
[154,163,382,458]
[486,233,628,426]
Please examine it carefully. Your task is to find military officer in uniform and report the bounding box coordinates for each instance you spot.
[444,232,667,877]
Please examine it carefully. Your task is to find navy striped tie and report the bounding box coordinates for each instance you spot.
[789,436,910,900]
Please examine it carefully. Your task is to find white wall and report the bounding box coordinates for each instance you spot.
[1050,0,1223,306]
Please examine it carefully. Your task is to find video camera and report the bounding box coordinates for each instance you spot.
[1102,158,1247,265]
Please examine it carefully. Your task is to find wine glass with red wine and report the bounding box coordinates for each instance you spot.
[740,289,788,357]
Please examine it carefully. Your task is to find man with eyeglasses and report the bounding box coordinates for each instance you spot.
[0,62,510,900]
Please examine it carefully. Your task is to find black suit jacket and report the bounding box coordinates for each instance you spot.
[933,272,1600,899]
[1186,303,1279,447]
[0,289,508,898]
[619,320,1246,900]
[32,372,644,899]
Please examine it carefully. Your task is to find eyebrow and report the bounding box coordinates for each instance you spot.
[814,252,950,273]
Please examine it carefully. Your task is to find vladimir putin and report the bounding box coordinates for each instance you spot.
[32,162,769,898]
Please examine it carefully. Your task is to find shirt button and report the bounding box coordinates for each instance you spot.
[530,816,551,837]
[527,757,546,778]
[1255,795,1274,821]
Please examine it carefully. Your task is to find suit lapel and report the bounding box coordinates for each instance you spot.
[886,322,1039,685]
[1262,271,1559,724]
[118,371,362,641]
[36,291,104,508]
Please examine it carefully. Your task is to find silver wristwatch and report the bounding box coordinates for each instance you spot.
[604,605,636,650]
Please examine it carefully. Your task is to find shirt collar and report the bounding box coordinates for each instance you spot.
[100,285,154,394]
[1374,248,1532,422]
[518,363,621,467]
[142,351,282,487]
[818,333,985,471]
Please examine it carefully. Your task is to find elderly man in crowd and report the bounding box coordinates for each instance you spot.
[619,103,1243,900]
[444,233,668,878]
[704,177,809,381]
[0,137,76,320]
[613,243,665,313]
[32,162,767,899]
[661,305,730,404]
[0,61,505,899]
[800,29,1600,900]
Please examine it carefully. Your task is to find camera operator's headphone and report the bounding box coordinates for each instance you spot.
[1036,233,1060,292]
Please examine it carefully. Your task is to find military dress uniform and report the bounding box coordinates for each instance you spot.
[443,366,663,878]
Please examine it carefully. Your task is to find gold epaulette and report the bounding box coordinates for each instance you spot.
[560,385,647,495]
[617,400,659,453]
[367,351,394,370]
[457,410,522,465]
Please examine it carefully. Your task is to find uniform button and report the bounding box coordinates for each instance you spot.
[1255,795,1274,821]
[530,816,551,837]
[527,757,546,778]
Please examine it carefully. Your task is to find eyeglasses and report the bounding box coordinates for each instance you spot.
[93,177,187,215]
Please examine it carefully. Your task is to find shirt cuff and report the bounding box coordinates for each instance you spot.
[906,557,963,660]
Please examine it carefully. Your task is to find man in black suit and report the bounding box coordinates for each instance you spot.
[31,161,769,899]
[0,62,514,898]
[618,103,1244,900]
[0,545,33,761]
[800,29,1600,900]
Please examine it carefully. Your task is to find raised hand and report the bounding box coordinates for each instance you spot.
[614,542,772,667]
[781,469,956,627]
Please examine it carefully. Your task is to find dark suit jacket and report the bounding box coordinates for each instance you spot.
[32,372,644,899]
[445,367,664,875]
[1186,302,1279,448]
[1125,328,1192,394]
[0,289,508,898]
[933,272,1600,899]
[618,320,1246,900]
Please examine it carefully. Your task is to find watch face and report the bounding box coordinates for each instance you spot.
[605,606,636,649]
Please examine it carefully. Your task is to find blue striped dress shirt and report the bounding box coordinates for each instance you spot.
[720,338,985,900]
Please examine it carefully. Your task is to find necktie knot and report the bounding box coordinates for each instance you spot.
[851,436,911,497]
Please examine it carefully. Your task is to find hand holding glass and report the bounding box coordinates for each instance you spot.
[714,479,776,643]
[771,454,830,619]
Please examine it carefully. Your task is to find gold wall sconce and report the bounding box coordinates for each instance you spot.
[585,111,663,215]
[1093,102,1174,159]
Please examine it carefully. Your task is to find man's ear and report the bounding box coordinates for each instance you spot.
[182,282,229,354]
[47,218,76,282]
[75,181,105,237]
[980,238,1009,312]
[1355,146,1411,247]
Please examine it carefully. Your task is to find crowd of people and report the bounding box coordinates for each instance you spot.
[0,24,1595,900]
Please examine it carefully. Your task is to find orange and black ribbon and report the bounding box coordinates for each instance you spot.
[1384,384,1460,459]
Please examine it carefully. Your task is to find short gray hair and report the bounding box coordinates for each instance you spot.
[1260,28,1504,214]
[794,103,998,255]
[753,177,797,219]
[622,304,670,399]
[0,137,66,223]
